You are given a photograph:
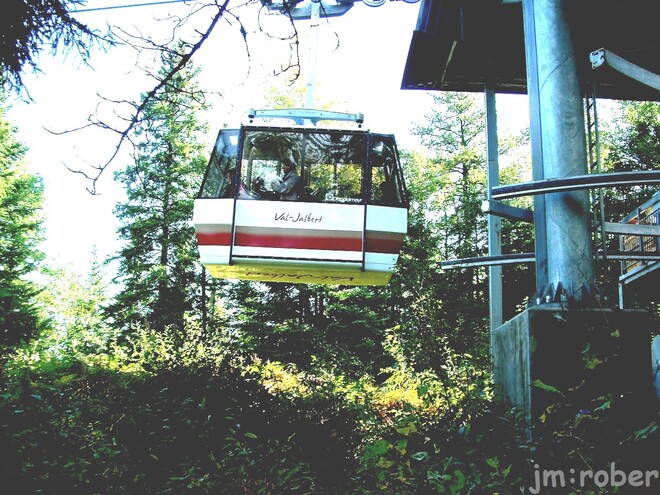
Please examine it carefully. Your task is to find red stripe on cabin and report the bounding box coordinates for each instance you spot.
[235,231,362,251]
[196,227,405,254]
[365,232,405,254]
[196,231,231,245]
[365,237,404,254]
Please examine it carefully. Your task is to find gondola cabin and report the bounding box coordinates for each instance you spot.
[193,110,408,285]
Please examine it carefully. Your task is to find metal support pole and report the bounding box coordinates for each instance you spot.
[522,0,595,302]
[521,0,548,293]
[486,86,503,333]
[304,0,322,111]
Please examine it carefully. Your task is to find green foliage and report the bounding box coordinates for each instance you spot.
[529,327,659,493]
[109,43,210,333]
[400,94,492,361]
[2,301,658,494]
[353,406,531,495]
[2,69,658,495]
[412,93,488,262]
[0,0,108,91]
[1,308,514,494]
[599,101,660,305]
[0,92,46,346]
[218,281,398,377]
[0,319,365,494]
[0,360,318,493]
[36,255,116,358]
[603,101,659,176]
[263,82,306,110]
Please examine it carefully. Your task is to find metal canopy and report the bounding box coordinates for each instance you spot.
[401,0,660,101]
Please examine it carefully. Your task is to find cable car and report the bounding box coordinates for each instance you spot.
[193,109,409,285]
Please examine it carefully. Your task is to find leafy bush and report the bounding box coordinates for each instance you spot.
[1,315,657,494]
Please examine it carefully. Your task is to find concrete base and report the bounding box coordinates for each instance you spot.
[492,305,653,425]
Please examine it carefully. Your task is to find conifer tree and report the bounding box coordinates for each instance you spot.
[407,92,491,358]
[38,251,114,355]
[0,92,45,346]
[405,93,533,362]
[109,47,209,333]
[0,0,103,91]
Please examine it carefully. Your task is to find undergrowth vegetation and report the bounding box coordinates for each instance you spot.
[1,318,657,494]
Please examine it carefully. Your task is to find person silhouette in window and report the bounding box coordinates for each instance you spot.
[272,158,300,201]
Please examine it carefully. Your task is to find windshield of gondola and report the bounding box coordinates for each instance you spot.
[199,129,239,199]
[240,129,366,203]
[370,135,406,207]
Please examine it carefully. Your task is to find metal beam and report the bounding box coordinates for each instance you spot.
[492,170,660,200]
[441,253,536,269]
[485,86,503,333]
[606,251,660,262]
[482,200,534,223]
[603,222,660,237]
[590,48,660,92]
[441,251,660,269]
[523,0,594,300]
[522,0,548,292]
[247,108,364,126]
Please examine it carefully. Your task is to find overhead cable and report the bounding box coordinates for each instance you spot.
[73,0,192,13]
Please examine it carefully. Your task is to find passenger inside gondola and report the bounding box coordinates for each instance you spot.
[271,158,300,200]
[250,159,301,200]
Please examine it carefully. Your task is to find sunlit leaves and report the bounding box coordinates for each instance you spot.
[109,44,209,332]
[0,91,45,345]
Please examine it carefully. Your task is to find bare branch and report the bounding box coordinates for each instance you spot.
[48,0,304,194]
[257,3,301,82]
[55,0,232,194]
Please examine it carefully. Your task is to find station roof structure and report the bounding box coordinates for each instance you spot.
[401,0,660,101]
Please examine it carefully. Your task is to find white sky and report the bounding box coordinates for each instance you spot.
[7,0,530,276]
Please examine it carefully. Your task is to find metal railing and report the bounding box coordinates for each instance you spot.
[620,192,660,277]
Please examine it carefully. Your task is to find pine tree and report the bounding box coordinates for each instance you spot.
[0,92,45,346]
[38,251,114,356]
[0,0,102,90]
[109,46,209,333]
[407,92,491,357]
[405,93,534,362]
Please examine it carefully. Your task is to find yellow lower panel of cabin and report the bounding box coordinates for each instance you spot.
[204,262,391,286]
